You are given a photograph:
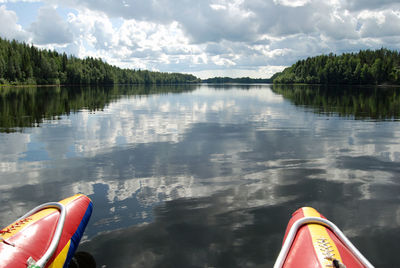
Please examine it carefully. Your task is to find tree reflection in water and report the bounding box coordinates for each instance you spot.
[272,84,400,120]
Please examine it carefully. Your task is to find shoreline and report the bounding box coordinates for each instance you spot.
[1,82,400,88]
[272,83,400,87]
[0,82,201,88]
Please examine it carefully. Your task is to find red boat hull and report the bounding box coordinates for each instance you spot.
[0,194,92,268]
[280,207,367,268]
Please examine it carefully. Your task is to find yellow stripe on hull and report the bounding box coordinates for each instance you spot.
[0,194,91,268]
[302,207,343,267]
[47,240,71,268]
[0,195,84,240]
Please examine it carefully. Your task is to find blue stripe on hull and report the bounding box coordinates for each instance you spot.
[63,201,93,268]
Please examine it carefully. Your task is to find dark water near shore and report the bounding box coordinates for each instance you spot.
[0,84,399,267]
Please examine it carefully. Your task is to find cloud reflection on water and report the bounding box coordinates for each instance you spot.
[0,85,399,267]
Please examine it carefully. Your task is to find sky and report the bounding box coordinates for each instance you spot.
[0,0,400,79]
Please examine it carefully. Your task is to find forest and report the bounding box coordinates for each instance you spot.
[0,38,200,85]
[272,48,400,85]
[202,77,272,83]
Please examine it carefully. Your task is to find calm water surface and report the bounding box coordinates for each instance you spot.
[0,84,400,267]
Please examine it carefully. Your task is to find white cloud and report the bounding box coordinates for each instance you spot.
[209,4,226,11]
[317,9,359,40]
[1,0,400,78]
[0,0,41,2]
[192,66,285,79]
[358,10,400,38]
[0,5,29,41]
[344,0,400,11]
[66,8,117,53]
[30,5,72,44]
[273,0,311,7]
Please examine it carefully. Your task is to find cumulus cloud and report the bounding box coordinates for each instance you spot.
[358,10,400,38]
[67,8,117,50]
[317,9,359,40]
[2,0,400,78]
[30,5,73,44]
[53,0,259,43]
[344,0,400,11]
[0,5,29,41]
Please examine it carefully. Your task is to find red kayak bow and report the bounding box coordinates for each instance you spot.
[274,207,374,268]
[0,194,92,268]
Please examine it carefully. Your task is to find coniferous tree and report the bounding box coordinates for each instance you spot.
[273,48,400,85]
[0,37,200,85]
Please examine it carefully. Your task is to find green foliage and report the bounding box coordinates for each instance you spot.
[273,49,400,85]
[0,37,200,85]
[202,77,272,83]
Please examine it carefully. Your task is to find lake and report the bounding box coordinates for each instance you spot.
[0,84,399,267]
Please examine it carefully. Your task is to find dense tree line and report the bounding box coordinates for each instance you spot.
[203,77,272,83]
[0,37,200,85]
[273,49,400,85]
